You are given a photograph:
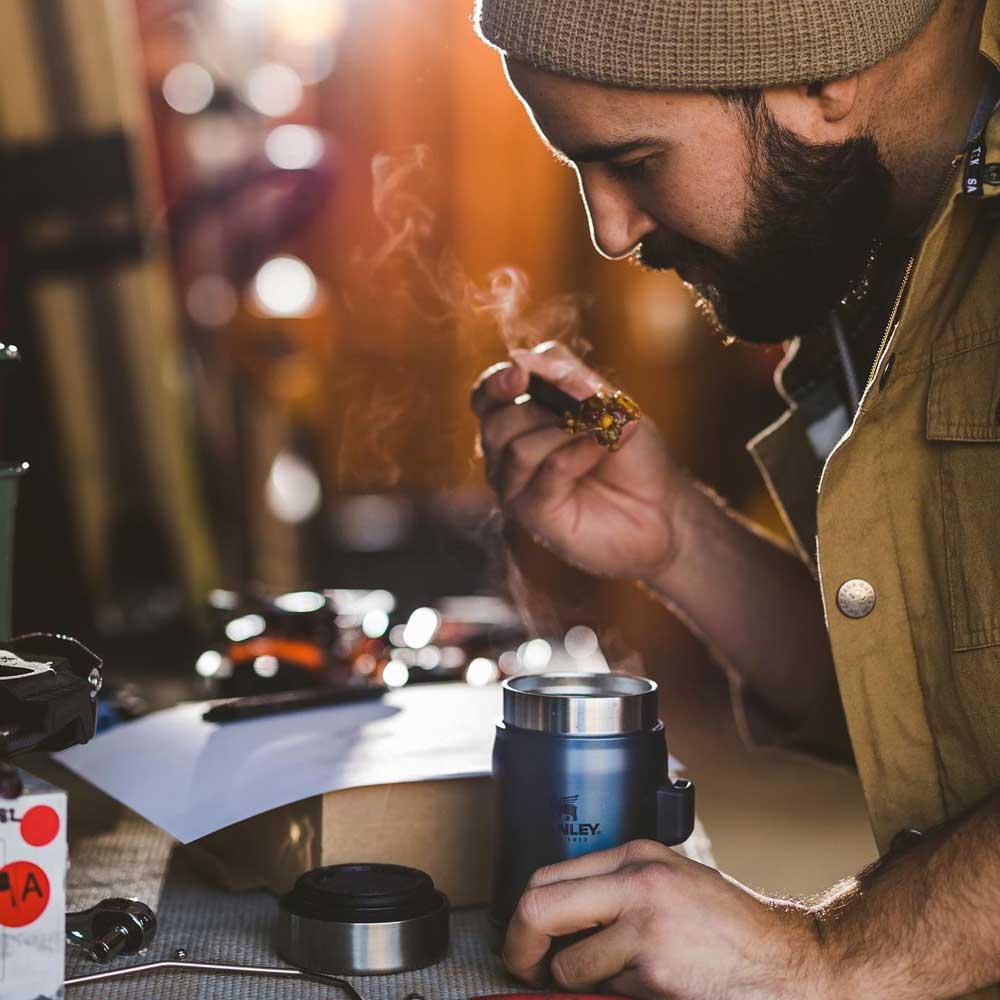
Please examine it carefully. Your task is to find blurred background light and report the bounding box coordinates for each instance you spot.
[383,659,409,688]
[225,613,266,642]
[519,638,551,672]
[195,649,224,678]
[361,608,390,638]
[271,0,348,45]
[354,654,377,676]
[186,275,238,327]
[273,591,326,613]
[266,451,322,524]
[209,590,241,612]
[439,646,465,670]
[465,656,498,687]
[251,255,318,318]
[244,62,303,117]
[564,625,599,659]
[402,607,439,649]
[252,654,280,678]
[265,124,325,170]
[498,650,519,675]
[333,495,412,551]
[162,62,215,115]
[186,116,250,171]
[416,645,440,669]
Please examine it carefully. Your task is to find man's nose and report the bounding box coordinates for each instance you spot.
[577,170,657,259]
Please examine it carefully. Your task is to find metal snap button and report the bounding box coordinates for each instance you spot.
[836,579,876,619]
[984,163,1000,185]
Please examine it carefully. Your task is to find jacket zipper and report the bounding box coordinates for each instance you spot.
[865,152,964,389]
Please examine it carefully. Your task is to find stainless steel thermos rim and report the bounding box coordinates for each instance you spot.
[501,672,659,735]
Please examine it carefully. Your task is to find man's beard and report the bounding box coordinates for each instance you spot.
[636,108,894,345]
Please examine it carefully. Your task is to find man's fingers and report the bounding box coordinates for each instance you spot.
[480,399,561,475]
[470,361,530,417]
[472,341,606,423]
[497,427,590,504]
[503,872,629,985]
[549,921,640,992]
[512,432,612,513]
[509,340,607,400]
[526,840,672,890]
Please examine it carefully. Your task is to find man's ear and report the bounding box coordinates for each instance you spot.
[807,75,860,123]
[764,74,861,139]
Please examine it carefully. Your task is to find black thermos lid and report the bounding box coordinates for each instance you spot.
[282,863,443,923]
[276,863,450,975]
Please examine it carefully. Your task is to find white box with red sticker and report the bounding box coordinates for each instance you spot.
[0,769,66,1000]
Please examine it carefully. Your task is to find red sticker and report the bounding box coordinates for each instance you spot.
[0,861,50,927]
[21,805,60,847]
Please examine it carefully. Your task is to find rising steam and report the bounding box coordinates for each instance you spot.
[354,145,600,636]
[365,145,592,354]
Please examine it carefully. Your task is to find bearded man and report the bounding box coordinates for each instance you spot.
[470,0,1000,996]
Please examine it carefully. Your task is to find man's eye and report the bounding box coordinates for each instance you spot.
[608,157,651,181]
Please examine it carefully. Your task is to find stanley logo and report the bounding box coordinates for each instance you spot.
[557,795,601,841]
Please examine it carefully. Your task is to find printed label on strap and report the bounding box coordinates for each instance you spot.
[965,132,986,196]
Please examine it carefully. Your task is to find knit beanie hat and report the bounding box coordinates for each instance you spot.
[474,0,941,90]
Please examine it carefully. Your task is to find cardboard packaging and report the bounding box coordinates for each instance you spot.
[0,769,67,1000]
[189,775,494,907]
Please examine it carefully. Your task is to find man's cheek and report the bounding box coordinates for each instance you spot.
[652,162,745,257]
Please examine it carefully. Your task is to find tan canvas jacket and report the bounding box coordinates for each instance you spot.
[746,7,1000,996]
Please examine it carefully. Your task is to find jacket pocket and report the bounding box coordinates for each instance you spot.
[926,334,1000,651]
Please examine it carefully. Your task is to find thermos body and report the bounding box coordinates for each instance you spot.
[489,673,695,931]
[491,721,669,926]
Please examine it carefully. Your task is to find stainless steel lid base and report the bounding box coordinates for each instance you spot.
[276,864,449,976]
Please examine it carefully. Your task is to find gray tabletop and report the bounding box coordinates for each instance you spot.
[61,770,714,1000]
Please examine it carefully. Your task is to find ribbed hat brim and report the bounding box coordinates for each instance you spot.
[475,0,941,90]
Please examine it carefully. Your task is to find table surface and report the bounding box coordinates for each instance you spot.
[59,763,714,1000]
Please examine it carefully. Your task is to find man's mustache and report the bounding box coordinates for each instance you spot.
[634,232,728,278]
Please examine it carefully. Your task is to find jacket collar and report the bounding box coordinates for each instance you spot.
[981,0,1000,77]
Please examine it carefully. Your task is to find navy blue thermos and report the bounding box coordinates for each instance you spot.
[490,672,695,931]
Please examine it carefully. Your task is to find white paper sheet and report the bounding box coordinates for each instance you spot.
[55,683,503,844]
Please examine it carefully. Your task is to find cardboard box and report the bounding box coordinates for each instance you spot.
[188,775,494,907]
[0,769,66,1000]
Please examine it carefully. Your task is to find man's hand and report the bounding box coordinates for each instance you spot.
[471,341,841,747]
[504,840,830,1000]
[471,341,689,581]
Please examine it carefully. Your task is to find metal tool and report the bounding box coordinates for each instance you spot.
[64,957,366,997]
[65,897,157,963]
[405,994,632,1000]
[470,995,633,1000]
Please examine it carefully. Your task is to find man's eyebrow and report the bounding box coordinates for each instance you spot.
[552,136,665,165]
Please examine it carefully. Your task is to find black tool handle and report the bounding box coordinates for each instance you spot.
[203,685,387,723]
